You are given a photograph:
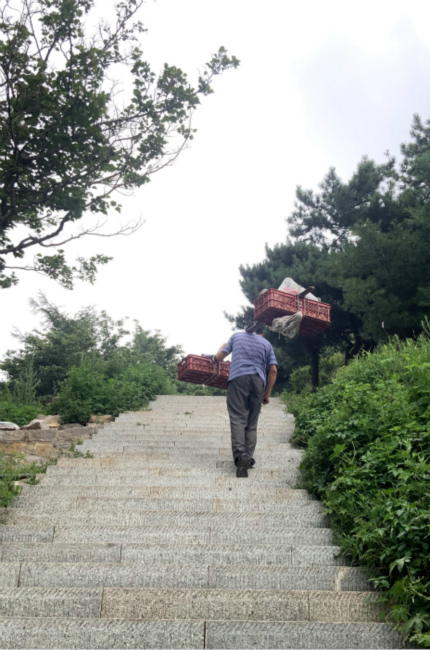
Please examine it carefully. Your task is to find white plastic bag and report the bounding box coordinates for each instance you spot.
[277,277,320,302]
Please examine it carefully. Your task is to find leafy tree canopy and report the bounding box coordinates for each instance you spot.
[0,294,223,418]
[1,293,132,398]
[228,115,430,387]
[0,0,239,288]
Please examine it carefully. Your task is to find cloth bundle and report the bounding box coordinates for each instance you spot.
[269,311,303,339]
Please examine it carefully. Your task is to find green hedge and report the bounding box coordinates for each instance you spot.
[287,333,430,647]
[53,362,174,424]
[0,401,41,427]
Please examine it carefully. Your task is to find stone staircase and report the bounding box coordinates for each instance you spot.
[0,395,405,648]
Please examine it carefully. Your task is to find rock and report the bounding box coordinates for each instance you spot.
[27,429,57,443]
[0,430,25,443]
[88,415,115,424]
[57,427,92,442]
[58,423,83,431]
[22,415,61,430]
[0,422,20,430]
[18,454,47,465]
[0,441,27,454]
[32,442,56,458]
[22,420,43,430]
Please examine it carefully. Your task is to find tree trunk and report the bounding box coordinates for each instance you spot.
[345,333,362,364]
[306,344,320,390]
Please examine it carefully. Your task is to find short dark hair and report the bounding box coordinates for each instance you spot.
[245,321,265,335]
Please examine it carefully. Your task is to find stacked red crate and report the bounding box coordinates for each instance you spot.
[254,289,331,337]
[177,355,230,389]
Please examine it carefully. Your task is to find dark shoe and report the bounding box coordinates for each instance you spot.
[249,458,255,468]
[236,454,251,478]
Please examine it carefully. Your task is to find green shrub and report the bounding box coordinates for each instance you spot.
[0,452,47,508]
[0,401,41,427]
[282,350,344,416]
[54,362,174,423]
[288,334,430,647]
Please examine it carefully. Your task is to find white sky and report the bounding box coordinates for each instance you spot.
[1,0,430,363]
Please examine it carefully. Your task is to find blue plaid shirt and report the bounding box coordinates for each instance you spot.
[222,332,277,387]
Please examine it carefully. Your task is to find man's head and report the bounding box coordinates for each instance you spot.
[245,321,264,335]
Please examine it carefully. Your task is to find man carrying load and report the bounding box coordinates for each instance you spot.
[212,325,278,478]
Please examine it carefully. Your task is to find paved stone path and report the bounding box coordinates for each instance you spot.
[0,395,405,648]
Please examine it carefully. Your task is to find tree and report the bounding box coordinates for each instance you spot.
[228,116,430,387]
[289,115,430,342]
[227,240,356,389]
[0,0,239,288]
[0,293,127,398]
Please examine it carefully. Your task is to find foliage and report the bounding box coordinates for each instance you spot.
[0,451,47,507]
[287,350,344,395]
[54,361,173,423]
[0,400,41,427]
[0,0,239,288]
[66,444,93,459]
[288,114,430,343]
[226,239,355,389]
[173,379,226,397]
[1,294,121,399]
[1,295,227,423]
[288,332,430,647]
[228,115,430,388]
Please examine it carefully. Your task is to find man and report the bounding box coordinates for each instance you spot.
[212,325,278,478]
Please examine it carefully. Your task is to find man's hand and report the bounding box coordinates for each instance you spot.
[213,345,228,364]
[262,364,277,406]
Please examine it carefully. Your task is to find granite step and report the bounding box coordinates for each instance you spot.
[49,525,334,545]
[0,543,347,566]
[55,452,302,467]
[0,527,54,543]
[0,563,20,588]
[17,562,368,590]
[0,588,379,621]
[0,395,399,649]
[2,510,329,529]
[47,468,303,480]
[120,544,348,567]
[0,588,103,618]
[92,434,293,443]
[45,463,302,477]
[0,619,405,649]
[37,473,300,488]
[205,621,406,649]
[86,440,294,449]
[1,524,336,546]
[0,543,122,563]
[0,619,204,649]
[11,496,323,514]
[18,485,310,500]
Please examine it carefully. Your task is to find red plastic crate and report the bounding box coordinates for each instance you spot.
[177,355,230,389]
[254,289,331,337]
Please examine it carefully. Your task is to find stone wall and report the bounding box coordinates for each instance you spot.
[0,426,98,463]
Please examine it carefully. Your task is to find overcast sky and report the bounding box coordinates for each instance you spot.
[1,0,429,364]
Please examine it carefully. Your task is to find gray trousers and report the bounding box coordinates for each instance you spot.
[226,374,265,463]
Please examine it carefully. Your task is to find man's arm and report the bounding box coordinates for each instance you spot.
[213,344,228,363]
[262,365,277,405]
